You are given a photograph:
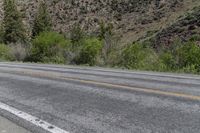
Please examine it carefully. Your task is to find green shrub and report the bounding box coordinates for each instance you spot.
[121,43,145,69]
[179,65,199,74]
[121,43,160,70]
[75,38,102,66]
[137,51,162,71]
[29,32,70,63]
[178,41,200,72]
[159,40,200,73]
[0,43,12,61]
[159,52,176,71]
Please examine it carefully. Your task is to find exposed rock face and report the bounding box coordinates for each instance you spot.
[0,0,200,44]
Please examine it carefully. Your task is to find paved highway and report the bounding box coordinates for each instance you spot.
[0,62,200,133]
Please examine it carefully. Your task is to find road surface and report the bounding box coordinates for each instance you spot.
[0,62,200,133]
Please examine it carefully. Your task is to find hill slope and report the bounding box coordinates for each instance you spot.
[0,0,200,44]
[146,6,200,49]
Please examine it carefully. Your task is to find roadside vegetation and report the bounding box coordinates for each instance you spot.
[0,0,200,74]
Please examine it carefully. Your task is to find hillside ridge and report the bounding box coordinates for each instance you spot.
[0,0,200,44]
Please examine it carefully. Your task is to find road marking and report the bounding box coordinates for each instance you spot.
[2,68,200,101]
[0,102,69,133]
[61,77,200,101]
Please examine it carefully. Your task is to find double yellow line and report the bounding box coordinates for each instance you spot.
[3,68,200,101]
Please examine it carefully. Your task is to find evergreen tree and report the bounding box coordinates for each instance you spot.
[1,0,27,44]
[32,1,52,37]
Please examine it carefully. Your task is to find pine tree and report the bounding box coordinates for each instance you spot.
[32,1,52,37]
[1,0,27,44]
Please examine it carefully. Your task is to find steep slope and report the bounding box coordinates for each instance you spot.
[146,6,200,49]
[0,0,200,44]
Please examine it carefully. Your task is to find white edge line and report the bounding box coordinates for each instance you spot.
[0,102,69,133]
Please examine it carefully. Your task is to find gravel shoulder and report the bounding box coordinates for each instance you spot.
[0,115,31,133]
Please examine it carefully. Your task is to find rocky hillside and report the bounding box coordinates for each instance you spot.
[147,6,200,49]
[1,0,200,44]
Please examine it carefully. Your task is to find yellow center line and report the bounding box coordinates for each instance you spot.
[2,69,200,101]
[61,77,200,101]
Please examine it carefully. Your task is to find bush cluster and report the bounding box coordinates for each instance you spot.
[27,32,103,65]
[0,43,28,61]
[75,38,102,66]
[121,40,200,74]
[29,32,69,64]
[0,44,12,61]
[121,43,160,70]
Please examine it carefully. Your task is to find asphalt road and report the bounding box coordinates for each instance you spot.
[0,62,200,133]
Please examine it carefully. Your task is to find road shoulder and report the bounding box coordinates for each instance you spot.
[0,115,31,133]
